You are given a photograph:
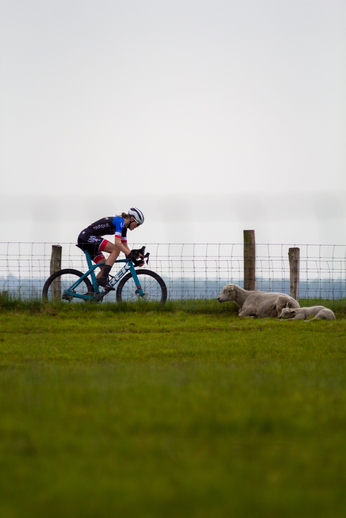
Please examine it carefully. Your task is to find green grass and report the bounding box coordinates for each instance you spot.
[0,302,346,517]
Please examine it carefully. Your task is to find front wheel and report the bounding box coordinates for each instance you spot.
[42,269,94,302]
[116,269,167,304]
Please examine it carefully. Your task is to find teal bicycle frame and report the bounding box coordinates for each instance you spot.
[63,250,145,302]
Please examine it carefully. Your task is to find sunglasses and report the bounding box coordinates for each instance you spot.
[131,218,140,226]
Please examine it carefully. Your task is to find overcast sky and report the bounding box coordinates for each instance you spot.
[1,0,345,246]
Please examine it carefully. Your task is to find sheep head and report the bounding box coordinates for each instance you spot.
[279,308,296,319]
[217,284,236,303]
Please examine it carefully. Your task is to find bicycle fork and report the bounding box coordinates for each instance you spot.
[109,262,145,295]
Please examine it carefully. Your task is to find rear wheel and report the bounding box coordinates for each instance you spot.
[116,269,167,304]
[42,269,94,302]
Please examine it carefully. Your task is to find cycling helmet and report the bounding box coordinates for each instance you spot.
[128,207,145,225]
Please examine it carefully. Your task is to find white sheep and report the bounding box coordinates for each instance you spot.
[217,284,300,318]
[279,306,336,321]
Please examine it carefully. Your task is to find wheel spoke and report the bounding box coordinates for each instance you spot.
[117,270,167,304]
[42,270,94,303]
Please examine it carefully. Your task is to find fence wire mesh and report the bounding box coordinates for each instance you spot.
[0,242,345,302]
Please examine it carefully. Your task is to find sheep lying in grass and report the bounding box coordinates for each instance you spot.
[279,306,336,321]
[217,284,300,318]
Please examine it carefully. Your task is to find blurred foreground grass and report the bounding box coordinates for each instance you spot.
[0,302,346,518]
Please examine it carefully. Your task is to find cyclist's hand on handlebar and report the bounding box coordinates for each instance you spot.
[126,247,149,266]
[126,251,144,266]
[136,255,145,267]
[133,253,145,267]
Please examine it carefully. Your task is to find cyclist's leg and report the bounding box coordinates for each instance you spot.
[92,239,110,279]
[96,242,122,287]
[77,236,107,279]
[103,242,121,266]
[87,239,127,288]
[93,253,107,279]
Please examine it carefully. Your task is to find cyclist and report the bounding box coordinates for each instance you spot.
[77,207,145,289]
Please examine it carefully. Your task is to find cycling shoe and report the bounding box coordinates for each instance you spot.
[97,278,115,291]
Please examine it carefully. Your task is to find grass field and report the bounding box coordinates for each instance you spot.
[0,298,346,517]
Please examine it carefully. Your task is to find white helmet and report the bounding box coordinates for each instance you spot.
[128,207,145,225]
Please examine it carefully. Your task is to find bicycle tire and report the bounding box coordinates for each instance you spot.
[116,269,167,304]
[42,269,94,302]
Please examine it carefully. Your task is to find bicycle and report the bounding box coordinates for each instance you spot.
[42,248,167,304]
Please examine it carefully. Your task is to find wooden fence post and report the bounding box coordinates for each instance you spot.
[50,245,62,300]
[244,230,256,290]
[288,247,300,301]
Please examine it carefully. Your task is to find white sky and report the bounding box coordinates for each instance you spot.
[1,0,345,246]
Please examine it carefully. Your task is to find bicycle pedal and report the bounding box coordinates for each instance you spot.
[103,283,115,292]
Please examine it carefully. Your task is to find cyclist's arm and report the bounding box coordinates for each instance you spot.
[114,237,131,256]
[115,230,145,265]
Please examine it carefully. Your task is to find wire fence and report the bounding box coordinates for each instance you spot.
[0,242,345,302]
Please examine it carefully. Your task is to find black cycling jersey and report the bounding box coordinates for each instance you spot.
[77,216,128,263]
[79,216,127,240]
